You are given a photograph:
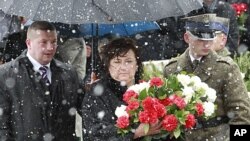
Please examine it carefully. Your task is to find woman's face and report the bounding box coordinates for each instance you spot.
[109,49,138,86]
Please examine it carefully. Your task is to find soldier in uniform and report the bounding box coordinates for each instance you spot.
[163,14,250,141]
[211,16,231,57]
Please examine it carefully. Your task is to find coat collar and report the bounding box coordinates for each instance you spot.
[177,48,218,82]
[106,75,128,100]
[14,50,68,71]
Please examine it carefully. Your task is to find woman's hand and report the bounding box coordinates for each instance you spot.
[133,121,162,139]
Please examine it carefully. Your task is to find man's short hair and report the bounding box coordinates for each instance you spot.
[28,21,56,32]
[27,21,56,38]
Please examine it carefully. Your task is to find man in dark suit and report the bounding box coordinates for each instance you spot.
[164,14,250,141]
[0,21,83,140]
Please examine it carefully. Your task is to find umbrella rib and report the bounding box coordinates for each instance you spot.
[71,0,76,24]
[175,0,185,15]
[91,0,113,22]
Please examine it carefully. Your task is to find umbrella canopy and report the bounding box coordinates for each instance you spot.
[80,21,160,37]
[0,0,203,24]
[0,0,203,79]
[0,9,21,41]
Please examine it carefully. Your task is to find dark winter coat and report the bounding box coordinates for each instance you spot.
[156,16,187,59]
[0,52,82,141]
[81,75,135,141]
[1,30,27,63]
[164,49,250,141]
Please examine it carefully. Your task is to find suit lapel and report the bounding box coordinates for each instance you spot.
[177,49,194,73]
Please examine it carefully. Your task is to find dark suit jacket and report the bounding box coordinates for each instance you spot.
[0,52,82,141]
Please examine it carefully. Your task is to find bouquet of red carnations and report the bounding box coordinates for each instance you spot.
[115,73,217,140]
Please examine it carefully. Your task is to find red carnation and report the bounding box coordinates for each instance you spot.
[162,114,178,132]
[231,3,248,16]
[116,116,130,129]
[126,100,140,112]
[123,90,138,104]
[159,97,173,106]
[196,103,204,116]
[172,95,186,110]
[154,103,167,118]
[138,110,158,124]
[185,114,196,129]
[150,77,164,87]
[138,111,150,123]
[142,97,157,111]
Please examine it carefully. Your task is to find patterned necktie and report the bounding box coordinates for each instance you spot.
[39,66,50,85]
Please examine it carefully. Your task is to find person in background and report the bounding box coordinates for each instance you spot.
[81,38,163,140]
[0,10,21,42]
[0,21,83,140]
[54,22,87,80]
[156,16,187,60]
[0,9,22,63]
[211,16,231,57]
[188,0,239,57]
[164,14,250,141]
[84,33,117,85]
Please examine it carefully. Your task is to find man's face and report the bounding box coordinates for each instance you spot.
[26,29,57,65]
[212,32,227,52]
[184,31,214,58]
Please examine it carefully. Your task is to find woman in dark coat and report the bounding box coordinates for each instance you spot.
[81,38,162,141]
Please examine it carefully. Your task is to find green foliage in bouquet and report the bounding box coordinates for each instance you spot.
[142,60,168,81]
[233,51,250,91]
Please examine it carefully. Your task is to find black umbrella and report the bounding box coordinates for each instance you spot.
[80,21,160,72]
[0,0,203,71]
[0,0,203,24]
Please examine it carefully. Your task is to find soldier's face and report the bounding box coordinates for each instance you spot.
[184,32,213,58]
[212,33,227,52]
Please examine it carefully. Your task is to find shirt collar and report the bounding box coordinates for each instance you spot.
[189,51,202,62]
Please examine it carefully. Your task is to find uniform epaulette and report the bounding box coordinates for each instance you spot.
[165,57,178,67]
[216,56,234,66]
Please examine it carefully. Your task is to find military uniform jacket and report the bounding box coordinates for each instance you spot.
[164,49,250,141]
[216,47,231,57]
[0,52,81,141]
